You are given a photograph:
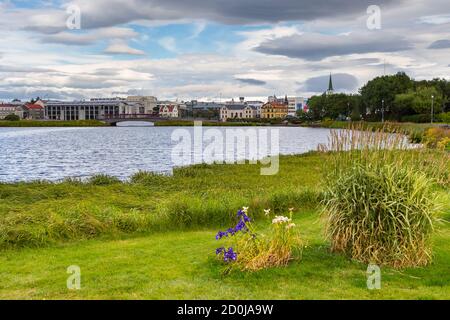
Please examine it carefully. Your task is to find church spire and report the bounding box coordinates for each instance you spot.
[327,73,334,94]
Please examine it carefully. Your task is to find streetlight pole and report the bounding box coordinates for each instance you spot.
[431,95,435,124]
[381,99,385,123]
[347,102,350,116]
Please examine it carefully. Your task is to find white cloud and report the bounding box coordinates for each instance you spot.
[104,40,146,55]
[158,37,177,52]
[41,27,138,45]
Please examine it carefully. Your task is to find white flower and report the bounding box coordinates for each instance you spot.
[272,215,291,224]
[242,206,249,213]
[286,223,296,229]
[264,209,271,216]
[288,207,294,212]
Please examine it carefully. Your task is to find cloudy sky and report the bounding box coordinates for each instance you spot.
[0,0,449,101]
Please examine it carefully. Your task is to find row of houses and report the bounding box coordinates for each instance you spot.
[0,96,180,121]
[218,96,306,121]
[1,95,307,122]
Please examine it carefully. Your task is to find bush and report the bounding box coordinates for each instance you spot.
[423,127,450,149]
[4,114,20,121]
[440,112,450,124]
[401,114,432,123]
[321,125,442,268]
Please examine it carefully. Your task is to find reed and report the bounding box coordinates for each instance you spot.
[320,124,444,268]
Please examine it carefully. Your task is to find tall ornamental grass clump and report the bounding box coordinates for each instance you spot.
[320,125,443,268]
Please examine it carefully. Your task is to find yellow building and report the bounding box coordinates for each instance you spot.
[261,101,288,119]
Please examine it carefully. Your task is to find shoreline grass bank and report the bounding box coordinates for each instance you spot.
[0,151,448,299]
[0,120,108,127]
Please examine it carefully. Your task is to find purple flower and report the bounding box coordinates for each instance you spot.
[237,209,251,223]
[234,220,248,232]
[215,247,225,255]
[215,231,228,240]
[223,247,237,262]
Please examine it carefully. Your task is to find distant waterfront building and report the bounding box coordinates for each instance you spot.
[119,101,146,115]
[0,103,23,119]
[220,104,256,121]
[245,100,264,118]
[24,103,45,119]
[261,101,289,119]
[287,97,306,116]
[185,100,224,110]
[159,105,179,118]
[126,96,157,114]
[45,99,123,120]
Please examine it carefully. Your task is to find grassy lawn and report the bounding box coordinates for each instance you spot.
[0,153,449,299]
[0,208,449,299]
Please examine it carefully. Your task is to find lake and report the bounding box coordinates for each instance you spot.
[0,125,332,182]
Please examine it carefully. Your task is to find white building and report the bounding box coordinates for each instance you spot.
[126,96,157,114]
[220,104,256,121]
[246,100,264,118]
[119,101,145,115]
[287,97,306,116]
[0,103,23,119]
[45,99,122,120]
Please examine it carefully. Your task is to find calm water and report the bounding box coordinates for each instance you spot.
[0,124,332,182]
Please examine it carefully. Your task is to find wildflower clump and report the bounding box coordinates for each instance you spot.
[215,207,302,272]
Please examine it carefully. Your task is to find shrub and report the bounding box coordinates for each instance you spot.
[401,114,431,123]
[440,112,450,124]
[4,114,20,121]
[321,125,442,268]
[423,127,450,149]
[215,207,302,272]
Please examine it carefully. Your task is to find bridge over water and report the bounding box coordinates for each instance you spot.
[99,114,221,126]
[99,114,173,126]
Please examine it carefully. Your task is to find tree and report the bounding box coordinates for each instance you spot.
[360,72,413,120]
[415,78,449,112]
[393,91,415,120]
[296,109,313,122]
[4,114,20,121]
[412,86,443,115]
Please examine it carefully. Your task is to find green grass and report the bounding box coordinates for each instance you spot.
[0,208,448,299]
[0,120,108,127]
[0,152,448,299]
[0,154,324,249]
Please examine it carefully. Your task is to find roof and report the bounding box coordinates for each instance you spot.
[262,102,288,109]
[45,100,122,107]
[25,103,44,110]
[160,105,177,112]
[0,104,18,108]
[222,104,255,111]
